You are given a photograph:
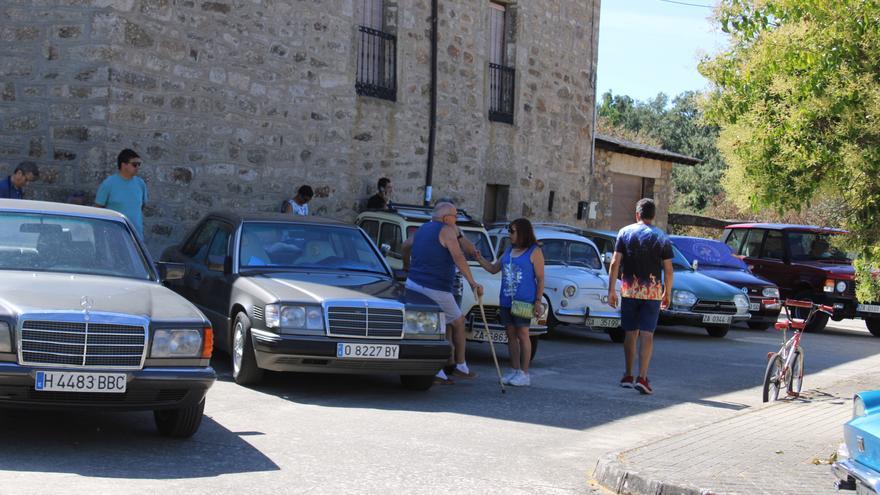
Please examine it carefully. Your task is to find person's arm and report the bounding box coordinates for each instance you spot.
[607,252,623,309]
[282,201,292,214]
[531,247,546,318]
[662,259,674,310]
[401,236,414,272]
[440,225,483,297]
[475,252,502,274]
[142,180,149,211]
[94,179,108,208]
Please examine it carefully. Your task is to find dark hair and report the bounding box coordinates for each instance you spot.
[117,149,140,170]
[298,185,314,198]
[14,161,39,178]
[377,177,391,190]
[509,218,538,249]
[636,198,656,220]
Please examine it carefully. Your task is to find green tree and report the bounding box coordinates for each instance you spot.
[699,0,880,301]
[597,91,728,211]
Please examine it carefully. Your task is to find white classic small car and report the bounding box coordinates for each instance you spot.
[488,225,624,343]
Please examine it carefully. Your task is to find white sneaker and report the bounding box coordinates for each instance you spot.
[509,371,530,387]
[501,369,518,385]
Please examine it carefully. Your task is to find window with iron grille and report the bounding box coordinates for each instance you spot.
[356,0,397,101]
[488,2,514,124]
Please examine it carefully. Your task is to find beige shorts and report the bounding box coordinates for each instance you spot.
[405,279,463,323]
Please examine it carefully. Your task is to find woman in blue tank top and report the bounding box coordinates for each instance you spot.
[476,218,545,387]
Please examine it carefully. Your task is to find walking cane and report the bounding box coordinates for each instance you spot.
[477,295,506,394]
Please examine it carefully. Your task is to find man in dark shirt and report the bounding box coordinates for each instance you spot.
[366,177,392,210]
[0,161,39,199]
[607,198,674,395]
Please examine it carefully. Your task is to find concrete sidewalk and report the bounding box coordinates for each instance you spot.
[592,375,874,495]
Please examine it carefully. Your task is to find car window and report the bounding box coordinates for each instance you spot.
[741,229,766,258]
[206,227,231,266]
[360,220,380,244]
[239,222,387,274]
[0,212,152,280]
[724,228,748,254]
[761,230,785,260]
[786,231,849,261]
[497,236,511,256]
[379,223,402,254]
[672,237,748,269]
[568,242,602,270]
[462,230,494,261]
[182,219,221,259]
[541,239,601,269]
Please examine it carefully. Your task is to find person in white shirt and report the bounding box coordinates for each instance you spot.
[283,185,313,216]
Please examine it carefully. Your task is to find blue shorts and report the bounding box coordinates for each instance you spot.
[499,307,531,329]
[620,297,661,333]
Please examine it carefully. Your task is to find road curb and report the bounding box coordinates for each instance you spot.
[593,452,713,495]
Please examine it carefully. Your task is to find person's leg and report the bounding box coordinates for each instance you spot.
[516,326,531,372]
[451,315,467,364]
[506,324,521,370]
[619,297,639,387]
[634,299,660,394]
[624,330,639,376]
[638,332,654,378]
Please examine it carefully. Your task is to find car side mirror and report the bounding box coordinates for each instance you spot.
[380,243,391,256]
[602,252,612,264]
[392,268,408,282]
[157,261,185,282]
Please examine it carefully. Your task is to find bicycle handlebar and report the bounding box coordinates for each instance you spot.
[782,299,834,316]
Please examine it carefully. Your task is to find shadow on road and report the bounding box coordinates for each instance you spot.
[0,409,279,478]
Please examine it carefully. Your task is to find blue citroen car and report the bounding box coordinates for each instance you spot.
[833,391,880,493]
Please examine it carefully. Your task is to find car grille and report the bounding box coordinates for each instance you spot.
[19,319,147,369]
[691,300,738,315]
[326,306,404,339]
[466,306,501,325]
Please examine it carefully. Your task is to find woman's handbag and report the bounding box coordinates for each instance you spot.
[510,300,534,319]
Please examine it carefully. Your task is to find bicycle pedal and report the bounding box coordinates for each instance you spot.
[787,391,800,398]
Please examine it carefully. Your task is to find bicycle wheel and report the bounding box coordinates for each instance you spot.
[787,347,804,397]
[762,352,785,402]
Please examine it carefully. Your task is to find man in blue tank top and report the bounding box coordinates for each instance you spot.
[402,202,484,384]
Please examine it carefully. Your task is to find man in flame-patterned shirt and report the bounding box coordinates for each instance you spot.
[607,198,673,395]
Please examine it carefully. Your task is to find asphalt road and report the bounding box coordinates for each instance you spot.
[1,318,878,494]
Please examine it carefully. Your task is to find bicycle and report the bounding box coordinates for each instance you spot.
[761,299,834,402]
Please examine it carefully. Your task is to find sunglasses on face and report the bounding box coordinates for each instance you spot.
[128,161,142,167]
[508,227,517,234]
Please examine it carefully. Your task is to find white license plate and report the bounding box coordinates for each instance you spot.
[586,317,620,328]
[749,302,761,311]
[858,304,880,314]
[702,314,733,324]
[336,343,399,359]
[472,329,508,344]
[35,371,127,393]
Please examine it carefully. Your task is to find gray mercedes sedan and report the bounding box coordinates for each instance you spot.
[0,199,215,438]
[161,212,449,391]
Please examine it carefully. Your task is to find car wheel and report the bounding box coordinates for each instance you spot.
[608,327,625,343]
[791,292,829,332]
[705,325,729,338]
[529,336,539,361]
[866,318,880,337]
[154,398,206,438]
[747,321,772,331]
[400,375,434,391]
[232,312,264,385]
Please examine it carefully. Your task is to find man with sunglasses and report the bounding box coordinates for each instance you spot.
[95,149,149,239]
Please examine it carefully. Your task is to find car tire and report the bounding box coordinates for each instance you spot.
[529,336,539,361]
[866,318,880,337]
[747,321,772,331]
[154,398,206,438]
[608,327,625,343]
[792,292,829,332]
[705,325,729,338]
[400,375,434,391]
[232,312,264,385]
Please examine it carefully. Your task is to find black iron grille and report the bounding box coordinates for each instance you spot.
[692,300,738,315]
[488,63,515,124]
[356,26,396,101]
[20,320,146,369]
[327,306,404,338]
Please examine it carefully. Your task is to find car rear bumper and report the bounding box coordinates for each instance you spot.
[251,332,450,375]
[833,458,880,493]
[0,363,215,411]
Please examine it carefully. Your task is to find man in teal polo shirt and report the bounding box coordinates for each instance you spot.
[95,149,149,239]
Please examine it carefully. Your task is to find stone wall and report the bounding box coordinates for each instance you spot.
[0,0,601,253]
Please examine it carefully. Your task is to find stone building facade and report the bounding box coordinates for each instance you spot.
[0,0,601,251]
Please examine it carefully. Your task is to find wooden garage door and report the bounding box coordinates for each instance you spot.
[610,173,644,230]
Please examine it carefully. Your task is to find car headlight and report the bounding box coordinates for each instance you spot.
[824,279,835,293]
[265,304,281,328]
[563,285,577,298]
[278,305,324,334]
[404,310,440,334]
[0,321,10,353]
[734,294,750,314]
[672,290,697,308]
[762,287,780,299]
[836,281,847,293]
[151,329,203,357]
[855,395,866,419]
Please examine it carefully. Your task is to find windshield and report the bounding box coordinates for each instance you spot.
[239,222,387,274]
[787,232,850,262]
[405,225,494,262]
[0,212,152,280]
[541,239,602,270]
[672,237,747,270]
